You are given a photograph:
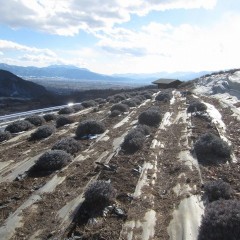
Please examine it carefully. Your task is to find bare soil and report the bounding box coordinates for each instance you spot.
[0,90,240,240]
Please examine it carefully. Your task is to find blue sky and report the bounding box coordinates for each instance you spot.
[0,0,240,74]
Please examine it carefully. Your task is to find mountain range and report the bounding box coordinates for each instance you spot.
[0,63,212,83]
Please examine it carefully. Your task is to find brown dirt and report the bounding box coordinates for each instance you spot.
[0,91,240,240]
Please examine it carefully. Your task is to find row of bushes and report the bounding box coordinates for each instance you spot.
[30,119,105,173]
[79,94,160,212]
[109,90,156,118]
[121,105,162,153]
[107,90,155,105]
[188,100,238,239]
[30,136,82,172]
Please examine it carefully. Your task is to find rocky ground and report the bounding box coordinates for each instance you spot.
[0,87,239,240]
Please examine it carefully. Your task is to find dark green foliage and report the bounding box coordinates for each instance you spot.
[82,100,97,108]
[43,113,57,122]
[111,103,129,113]
[76,119,105,137]
[52,137,81,155]
[25,115,45,126]
[198,200,240,240]
[58,107,75,114]
[73,104,84,112]
[109,110,121,117]
[5,120,33,133]
[138,109,162,126]
[187,101,207,113]
[121,129,145,153]
[0,131,11,142]
[84,180,116,207]
[56,115,74,128]
[122,99,137,107]
[32,150,71,171]
[30,125,55,140]
[194,133,231,164]
[155,91,172,102]
[204,180,232,202]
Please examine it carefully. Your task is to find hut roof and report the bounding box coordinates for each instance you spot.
[152,78,180,84]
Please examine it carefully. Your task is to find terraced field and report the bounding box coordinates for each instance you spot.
[0,88,240,240]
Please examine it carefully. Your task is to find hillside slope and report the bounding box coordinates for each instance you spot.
[0,70,48,98]
[0,85,239,240]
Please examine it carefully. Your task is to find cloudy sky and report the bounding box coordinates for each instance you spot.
[0,0,239,74]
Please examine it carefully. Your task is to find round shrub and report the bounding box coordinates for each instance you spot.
[0,131,11,142]
[56,115,74,128]
[84,180,116,207]
[129,91,138,96]
[198,200,240,240]
[30,125,55,140]
[5,120,33,133]
[94,98,106,104]
[155,92,171,102]
[187,101,207,113]
[144,93,152,99]
[81,100,97,108]
[52,137,81,155]
[107,96,115,102]
[135,95,146,101]
[109,110,121,117]
[73,104,84,112]
[194,133,231,164]
[135,124,151,136]
[32,150,72,171]
[58,107,74,115]
[122,99,137,107]
[121,129,145,153]
[204,180,232,202]
[138,109,162,126]
[76,119,105,138]
[25,115,45,126]
[111,103,129,113]
[132,97,142,105]
[113,94,127,101]
[43,113,57,122]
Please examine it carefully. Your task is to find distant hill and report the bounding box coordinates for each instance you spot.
[113,71,212,81]
[0,63,212,83]
[0,63,131,82]
[0,70,48,98]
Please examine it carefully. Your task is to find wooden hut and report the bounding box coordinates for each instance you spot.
[152,78,182,89]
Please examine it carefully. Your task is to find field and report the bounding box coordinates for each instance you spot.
[0,87,240,240]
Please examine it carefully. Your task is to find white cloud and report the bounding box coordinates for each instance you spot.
[0,0,217,36]
[0,39,90,68]
[90,12,240,74]
[0,40,57,57]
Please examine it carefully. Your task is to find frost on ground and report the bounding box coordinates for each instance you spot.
[194,70,240,100]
